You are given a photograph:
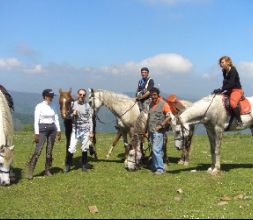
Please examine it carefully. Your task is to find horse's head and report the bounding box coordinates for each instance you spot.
[171,115,191,151]
[124,134,142,171]
[0,144,14,186]
[88,88,103,113]
[59,88,73,119]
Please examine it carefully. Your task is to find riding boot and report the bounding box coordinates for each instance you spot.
[232,105,243,129]
[45,157,53,176]
[64,151,73,173]
[27,153,39,180]
[82,151,88,172]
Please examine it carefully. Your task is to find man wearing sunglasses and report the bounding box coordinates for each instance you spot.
[65,88,94,172]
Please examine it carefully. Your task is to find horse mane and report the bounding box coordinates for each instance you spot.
[0,91,13,146]
[96,89,135,102]
[0,85,14,111]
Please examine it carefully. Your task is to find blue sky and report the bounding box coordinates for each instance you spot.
[1,0,253,99]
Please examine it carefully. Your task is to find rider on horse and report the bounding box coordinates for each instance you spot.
[213,56,244,129]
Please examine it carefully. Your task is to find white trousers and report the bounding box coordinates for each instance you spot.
[68,128,91,153]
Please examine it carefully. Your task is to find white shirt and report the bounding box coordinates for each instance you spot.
[34,101,61,134]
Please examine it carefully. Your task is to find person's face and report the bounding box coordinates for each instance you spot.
[150,92,159,103]
[78,90,86,102]
[220,59,230,71]
[141,70,149,78]
[45,95,54,102]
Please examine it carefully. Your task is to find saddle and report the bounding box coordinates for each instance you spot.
[222,95,251,115]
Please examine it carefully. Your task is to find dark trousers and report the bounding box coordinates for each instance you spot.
[34,123,57,161]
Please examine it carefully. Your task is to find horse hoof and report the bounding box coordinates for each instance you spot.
[183,161,189,166]
[211,168,219,176]
[105,155,110,160]
[207,167,213,174]
[178,160,184,165]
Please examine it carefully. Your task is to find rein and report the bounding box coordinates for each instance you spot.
[89,88,137,124]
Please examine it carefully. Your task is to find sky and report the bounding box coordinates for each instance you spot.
[1,0,253,99]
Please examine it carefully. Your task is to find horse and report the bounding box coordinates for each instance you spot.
[88,89,140,159]
[0,89,14,185]
[59,89,74,163]
[124,100,195,171]
[59,89,98,165]
[89,88,195,168]
[173,93,253,175]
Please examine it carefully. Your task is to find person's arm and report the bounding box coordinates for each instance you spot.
[155,103,171,131]
[34,104,40,135]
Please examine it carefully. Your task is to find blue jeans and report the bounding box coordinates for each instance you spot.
[150,132,164,173]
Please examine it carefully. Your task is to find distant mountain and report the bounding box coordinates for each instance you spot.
[10,91,117,132]
[10,90,206,133]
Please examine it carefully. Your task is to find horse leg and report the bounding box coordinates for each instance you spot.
[206,126,223,175]
[106,131,122,159]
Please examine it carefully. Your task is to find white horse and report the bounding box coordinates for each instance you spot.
[88,89,140,159]
[173,94,253,175]
[0,90,14,185]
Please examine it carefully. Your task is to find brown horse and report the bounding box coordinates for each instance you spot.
[59,89,74,165]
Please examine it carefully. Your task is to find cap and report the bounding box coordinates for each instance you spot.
[42,89,54,98]
[141,67,149,73]
[167,94,177,103]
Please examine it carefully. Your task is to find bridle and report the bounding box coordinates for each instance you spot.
[59,94,73,119]
[0,153,10,174]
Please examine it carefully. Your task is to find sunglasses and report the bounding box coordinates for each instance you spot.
[78,93,86,97]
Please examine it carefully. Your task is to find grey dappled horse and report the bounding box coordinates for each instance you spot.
[173,94,253,175]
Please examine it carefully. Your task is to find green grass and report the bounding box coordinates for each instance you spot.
[1,132,253,218]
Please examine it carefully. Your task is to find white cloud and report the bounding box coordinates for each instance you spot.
[238,61,253,78]
[96,53,193,76]
[0,58,22,70]
[24,64,45,74]
[139,53,193,75]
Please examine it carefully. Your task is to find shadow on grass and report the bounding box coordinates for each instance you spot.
[167,163,253,174]
[36,167,64,177]
[11,167,23,185]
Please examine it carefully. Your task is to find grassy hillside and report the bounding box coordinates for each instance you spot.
[1,132,253,218]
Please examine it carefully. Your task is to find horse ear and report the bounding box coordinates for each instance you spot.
[69,88,72,94]
[9,145,15,151]
[59,88,62,93]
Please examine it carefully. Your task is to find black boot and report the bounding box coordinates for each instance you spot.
[45,157,53,176]
[64,151,73,173]
[82,151,88,172]
[27,153,39,180]
[232,105,243,129]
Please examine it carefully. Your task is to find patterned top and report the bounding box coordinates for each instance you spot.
[71,101,93,133]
